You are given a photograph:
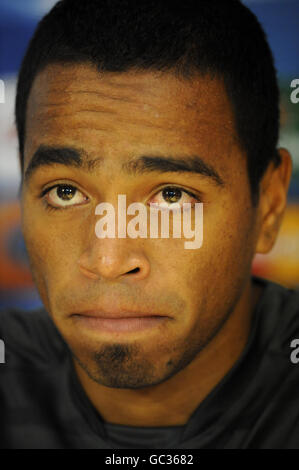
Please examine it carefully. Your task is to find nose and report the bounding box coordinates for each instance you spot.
[78,236,151,282]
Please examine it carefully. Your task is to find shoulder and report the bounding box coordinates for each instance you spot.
[253,276,299,338]
[0,308,68,368]
[252,277,299,386]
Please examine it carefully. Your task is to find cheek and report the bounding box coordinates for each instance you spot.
[21,204,82,291]
[205,194,254,258]
[165,200,255,313]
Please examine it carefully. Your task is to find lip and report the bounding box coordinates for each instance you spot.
[73,315,168,333]
[72,308,168,319]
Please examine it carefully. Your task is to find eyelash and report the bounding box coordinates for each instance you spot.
[42,201,62,213]
[39,184,201,212]
[40,184,79,212]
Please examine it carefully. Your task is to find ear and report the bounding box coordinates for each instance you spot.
[255,148,293,255]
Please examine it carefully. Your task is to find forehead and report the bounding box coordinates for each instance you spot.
[25,63,238,170]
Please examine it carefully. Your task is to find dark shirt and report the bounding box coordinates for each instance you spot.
[0,276,299,449]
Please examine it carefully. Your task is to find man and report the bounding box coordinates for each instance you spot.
[0,0,298,449]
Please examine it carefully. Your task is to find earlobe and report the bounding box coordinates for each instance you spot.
[255,148,293,255]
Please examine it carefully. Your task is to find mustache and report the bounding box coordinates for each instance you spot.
[54,285,186,317]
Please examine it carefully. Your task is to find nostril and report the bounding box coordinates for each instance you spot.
[129,267,140,274]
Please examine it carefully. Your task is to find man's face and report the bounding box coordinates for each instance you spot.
[21,64,259,389]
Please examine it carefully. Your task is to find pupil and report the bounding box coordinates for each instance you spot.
[162,187,182,203]
[57,186,76,201]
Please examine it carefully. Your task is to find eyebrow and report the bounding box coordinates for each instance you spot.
[24,145,225,187]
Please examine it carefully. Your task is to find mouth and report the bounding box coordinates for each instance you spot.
[71,309,170,334]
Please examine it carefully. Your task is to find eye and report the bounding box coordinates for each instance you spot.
[149,186,200,208]
[42,184,88,208]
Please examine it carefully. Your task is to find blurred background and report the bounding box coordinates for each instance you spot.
[0,0,298,310]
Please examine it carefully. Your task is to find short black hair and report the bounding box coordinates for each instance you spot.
[16,0,281,205]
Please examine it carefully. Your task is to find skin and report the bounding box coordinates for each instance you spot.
[21,63,292,427]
